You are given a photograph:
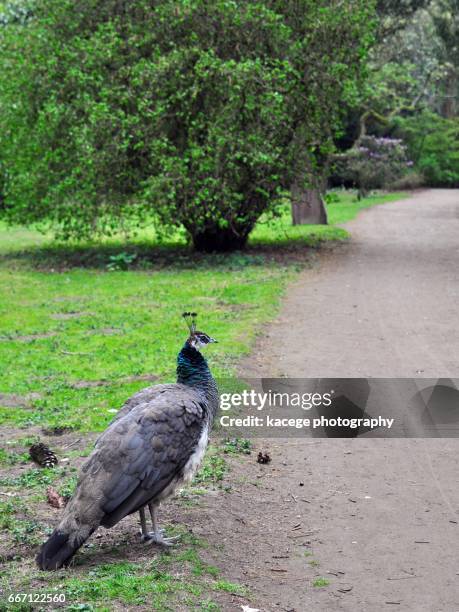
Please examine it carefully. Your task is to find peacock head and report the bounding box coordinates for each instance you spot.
[182,312,218,351]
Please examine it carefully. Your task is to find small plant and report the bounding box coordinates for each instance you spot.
[221,438,251,455]
[313,577,330,588]
[0,467,56,488]
[0,448,29,465]
[308,559,320,567]
[106,252,137,271]
[0,499,25,529]
[58,474,78,500]
[10,519,42,545]
[194,454,227,485]
[324,191,340,205]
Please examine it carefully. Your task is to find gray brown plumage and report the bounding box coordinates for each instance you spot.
[37,315,218,570]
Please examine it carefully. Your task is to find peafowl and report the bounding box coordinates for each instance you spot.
[37,312,218,570]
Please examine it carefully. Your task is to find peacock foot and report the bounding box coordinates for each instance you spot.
[140,529,180,547]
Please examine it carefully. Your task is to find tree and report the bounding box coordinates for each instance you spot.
[430,0,459,118]
[376,0,429,36]
[0,0,376,251]
[395,111,459,186]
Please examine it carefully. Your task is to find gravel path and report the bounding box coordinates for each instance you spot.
[235,189,459,611]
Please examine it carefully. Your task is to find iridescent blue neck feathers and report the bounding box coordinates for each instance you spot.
[176,343,212,387]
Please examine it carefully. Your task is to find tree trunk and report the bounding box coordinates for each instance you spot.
[192,227,249,252]
[291,185,328,225]
[441,71,457,119]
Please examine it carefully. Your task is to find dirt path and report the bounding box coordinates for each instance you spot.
[221,190,459,611]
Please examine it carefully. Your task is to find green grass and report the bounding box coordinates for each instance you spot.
[0,264,291,431]
[251,190,406,246]
[45,555,226,610]
[212,580,248,595]
[0,534,238,610]
[64,562,181,607]
[0,189,405,432]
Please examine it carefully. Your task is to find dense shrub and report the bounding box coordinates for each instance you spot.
[337,136,412,195]
[388,171,425,190]
[0,0,376,251]
[395,112,459,187]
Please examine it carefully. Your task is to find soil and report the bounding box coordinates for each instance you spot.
[228,189,459,611]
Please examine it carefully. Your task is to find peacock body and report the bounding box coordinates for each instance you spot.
[37,313,218,570]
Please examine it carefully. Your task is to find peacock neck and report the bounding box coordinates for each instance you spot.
[177,344,213,388]
[176,344,219,419]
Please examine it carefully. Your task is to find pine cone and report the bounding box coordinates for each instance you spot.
[257,451,271,464]
[29,442,58,468]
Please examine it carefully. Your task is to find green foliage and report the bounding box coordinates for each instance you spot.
[106,252,137,271]
[221,437,252,455]
[58,473,79,499]
[0,467,57,488]
[312,577,330,587]
[395,112,459,186]
[341,2,456,188]
[194,453,227,485]
[376,0,427,17]
[0,448,29,465]
[0,0,376,251]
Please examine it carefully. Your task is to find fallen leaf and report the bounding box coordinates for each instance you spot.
[46,486,65,509]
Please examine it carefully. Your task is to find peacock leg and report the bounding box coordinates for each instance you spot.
[138,506,149,539]
[140,502,179,547]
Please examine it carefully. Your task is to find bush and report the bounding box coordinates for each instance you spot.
[395,112,459,187]
[0,0,376,251]
[388,171,425,190]
[337,136,412,196]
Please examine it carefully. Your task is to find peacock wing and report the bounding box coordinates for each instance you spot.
[81,387,208,527]
[108,383,179,425]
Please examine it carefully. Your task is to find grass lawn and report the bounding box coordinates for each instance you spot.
[0,189,406,611]
[0,189,405,433]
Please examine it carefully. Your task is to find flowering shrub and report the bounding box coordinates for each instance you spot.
[341,136,412,196]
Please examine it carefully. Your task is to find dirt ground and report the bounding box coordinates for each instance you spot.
[225,189,459,611]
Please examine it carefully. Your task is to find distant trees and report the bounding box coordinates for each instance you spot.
[430,0,459,118]
[0,0,375,251]
[334,0,459,190]
[376,0,429,35]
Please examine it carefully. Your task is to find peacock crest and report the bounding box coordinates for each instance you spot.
[182,312,217,350]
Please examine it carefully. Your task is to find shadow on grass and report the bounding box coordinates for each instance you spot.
[0,235,340,272]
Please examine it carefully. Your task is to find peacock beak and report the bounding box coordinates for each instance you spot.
[209,337,218,343]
